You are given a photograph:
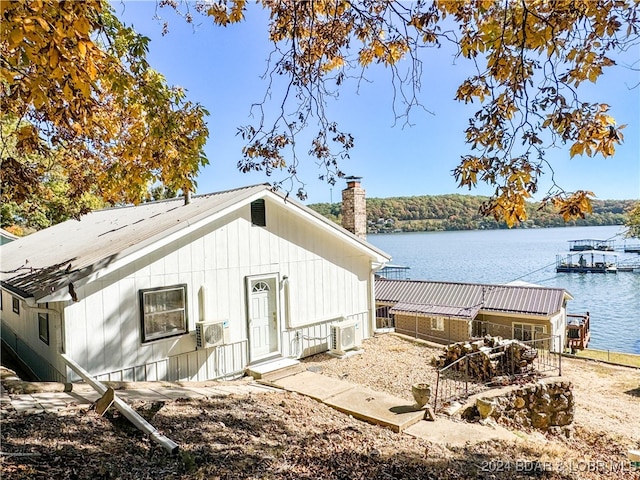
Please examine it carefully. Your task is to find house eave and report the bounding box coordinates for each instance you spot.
[2,184,391,299]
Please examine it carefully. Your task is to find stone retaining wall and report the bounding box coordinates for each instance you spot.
[473,378,574,431]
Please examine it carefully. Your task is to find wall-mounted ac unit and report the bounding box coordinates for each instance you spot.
[330,321,361,355]
[196,320,229,349]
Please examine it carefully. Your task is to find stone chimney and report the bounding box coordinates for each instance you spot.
[342,176,367,239]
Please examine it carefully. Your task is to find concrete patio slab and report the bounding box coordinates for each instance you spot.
[323,385,426,433]
[66,391,101,403]
[115,389,169,402]
[273,371,425,432]
[405,417,524,446]
[212,385,255,395]
[10,394,43,413]
[149,387,207,400]
[273,370,356,401]
[33,392,80,412]
[186,386,227,397]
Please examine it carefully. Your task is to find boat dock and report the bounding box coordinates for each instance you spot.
[623,244,640,254]
[568,239,615,252]
[556,251,618,273]
[557,238,640,273]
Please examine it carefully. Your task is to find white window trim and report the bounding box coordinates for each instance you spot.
[512,322,547,341]
[430,316,445,331]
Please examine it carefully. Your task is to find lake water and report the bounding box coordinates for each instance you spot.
[368,225,640,354]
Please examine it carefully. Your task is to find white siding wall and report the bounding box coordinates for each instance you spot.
[0,290,65,381]
[550,310,566,353]
[62,198,374,381]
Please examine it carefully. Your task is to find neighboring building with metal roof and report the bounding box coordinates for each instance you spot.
[0,228,18,246]
[0,184,391,382]
[375,278,572,351]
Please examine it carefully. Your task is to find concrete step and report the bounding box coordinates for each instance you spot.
[246,358,304,382]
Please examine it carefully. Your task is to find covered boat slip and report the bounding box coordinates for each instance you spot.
[568,239,615,252]
[556,250,618,273]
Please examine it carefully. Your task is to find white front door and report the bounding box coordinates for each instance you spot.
[247,276,279,362]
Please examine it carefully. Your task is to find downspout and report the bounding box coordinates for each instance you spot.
[61,353,179,455]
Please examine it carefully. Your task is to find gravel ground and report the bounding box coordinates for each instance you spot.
[304,333,640,441]
[301,333,442,402]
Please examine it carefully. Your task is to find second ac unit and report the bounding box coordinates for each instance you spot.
[330,320,361,355]
[196,320,229,349]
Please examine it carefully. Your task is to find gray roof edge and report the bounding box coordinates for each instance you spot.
[70,185,272,285]
[90,183,272,213]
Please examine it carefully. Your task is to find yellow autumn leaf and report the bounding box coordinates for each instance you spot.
[74,17,91,36]
[49,46,59,68]
[78,40,87,59]
[569,142,583,157]
[34,16,50,31]
[9,28,23,47]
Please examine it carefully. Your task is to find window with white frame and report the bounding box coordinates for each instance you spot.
[139,285,188,343]
[38,303,50,345]
[430,316,445,331]
[513,322,546,342]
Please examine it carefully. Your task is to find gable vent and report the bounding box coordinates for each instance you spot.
[251,199,266,227]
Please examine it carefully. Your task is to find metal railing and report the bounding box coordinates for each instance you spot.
[432,335,561,411]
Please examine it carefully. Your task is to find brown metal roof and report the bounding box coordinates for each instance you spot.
[389,302,481,319]
[375,278,567,317]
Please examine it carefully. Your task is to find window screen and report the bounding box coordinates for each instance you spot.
[139,285,188,343]
[38,304,50,345]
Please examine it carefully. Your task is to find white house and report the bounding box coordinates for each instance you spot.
[0,183,390,382]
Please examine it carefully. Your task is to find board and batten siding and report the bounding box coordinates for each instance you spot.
[62,197,375,381]
[0,290,65,381]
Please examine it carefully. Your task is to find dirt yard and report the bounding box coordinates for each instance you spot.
[303,334,640,441]
[2,334,639,479]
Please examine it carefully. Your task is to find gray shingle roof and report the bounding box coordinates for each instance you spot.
[1,184,389,301]
[375,278,568,317]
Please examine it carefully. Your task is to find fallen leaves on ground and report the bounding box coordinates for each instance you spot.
[2,335,639,479]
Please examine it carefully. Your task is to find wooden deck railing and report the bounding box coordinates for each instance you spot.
[566,313,590,352]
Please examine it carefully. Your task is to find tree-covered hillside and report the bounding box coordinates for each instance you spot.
[308,195,637,233]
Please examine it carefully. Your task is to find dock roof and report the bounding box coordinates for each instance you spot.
[375,278,569,317]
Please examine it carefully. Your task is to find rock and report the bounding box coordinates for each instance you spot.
[551,394,569,412]
[548,426,562,436]
[531,412,550,429]
[476,398,495,419]
[551,411,574,426]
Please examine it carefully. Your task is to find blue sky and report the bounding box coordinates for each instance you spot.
[113,1,640,204]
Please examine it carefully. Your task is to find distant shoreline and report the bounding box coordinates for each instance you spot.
[308,196,635,233]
